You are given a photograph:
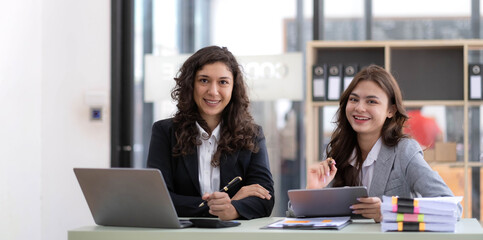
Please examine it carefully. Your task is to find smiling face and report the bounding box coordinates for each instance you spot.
[345,80,395,141]
[193,61,234,129]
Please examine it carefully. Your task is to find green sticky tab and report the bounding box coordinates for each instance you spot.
[418,214,424,222]
[396,213,404,221]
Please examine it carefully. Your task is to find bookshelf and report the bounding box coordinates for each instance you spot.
[305,40,483,218]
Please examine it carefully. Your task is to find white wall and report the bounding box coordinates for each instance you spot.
[0,1,42,239]
[41,0,111,239]
[0,0,111,240]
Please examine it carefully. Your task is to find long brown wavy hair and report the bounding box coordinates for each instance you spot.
[328,65,408,187]
[171,46,260,166]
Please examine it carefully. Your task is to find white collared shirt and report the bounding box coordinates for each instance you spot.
[349,137,382,192]
[196,122,221,195]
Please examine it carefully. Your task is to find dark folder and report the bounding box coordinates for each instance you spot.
[343,64,358,92]
[469,64,482,100]
[312,64,327,101]
[326,64,343,101]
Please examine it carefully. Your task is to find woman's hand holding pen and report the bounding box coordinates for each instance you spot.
[350,197,383,222]
[231,184,271,201]
[200,184,270,220]
[201,192,239,220]
[306,158,337,189]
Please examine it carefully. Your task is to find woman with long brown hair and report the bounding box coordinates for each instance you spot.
[147,46,274,220]
[307,65,459,222]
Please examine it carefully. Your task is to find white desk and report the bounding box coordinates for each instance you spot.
[68,217,483,240]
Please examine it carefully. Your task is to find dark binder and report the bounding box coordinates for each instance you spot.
[343,64,358,92]
[312,64,326,101]
[326,64,343,101]
[469,64,482,100]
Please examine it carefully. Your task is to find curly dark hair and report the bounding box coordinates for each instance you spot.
[171,46,260,166]
[328,65,409,187]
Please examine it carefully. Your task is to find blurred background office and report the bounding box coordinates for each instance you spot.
[1,0,483,240]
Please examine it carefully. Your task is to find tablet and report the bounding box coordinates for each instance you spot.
[288,186,368,218]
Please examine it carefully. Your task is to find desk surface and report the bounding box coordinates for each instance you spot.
[68,217,483,240]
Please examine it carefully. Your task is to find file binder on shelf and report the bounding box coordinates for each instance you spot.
[343,64,358,92]
[312,64,326,101]
[326,64,343,101]
[469,63,482,100]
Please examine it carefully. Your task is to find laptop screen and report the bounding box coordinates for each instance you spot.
[74,168,192,228]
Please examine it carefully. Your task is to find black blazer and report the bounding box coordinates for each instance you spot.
[147,118,275,219]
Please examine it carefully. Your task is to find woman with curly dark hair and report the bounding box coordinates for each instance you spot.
[306,65,459,222]
[147,46,274,220]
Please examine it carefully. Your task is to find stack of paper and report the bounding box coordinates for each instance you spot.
[380,195,462,232]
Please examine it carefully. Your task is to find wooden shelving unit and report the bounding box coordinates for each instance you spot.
[305,40,483,218]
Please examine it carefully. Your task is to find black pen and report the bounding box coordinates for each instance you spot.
[198,176,243,207]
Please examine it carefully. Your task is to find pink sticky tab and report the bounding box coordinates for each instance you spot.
[414,207,420,214]
[404,214,419,222]
[392,205,398,212]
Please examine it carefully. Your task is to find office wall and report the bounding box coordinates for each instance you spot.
[41,0,110,240]
[0,1,42,240]
[0,1,111,240]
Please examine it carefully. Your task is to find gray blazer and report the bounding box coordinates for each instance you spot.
[369,138,462,217]
[287,138,462,218]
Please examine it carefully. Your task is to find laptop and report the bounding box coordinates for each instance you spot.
[288,186,368,218]
[74,168,193,228]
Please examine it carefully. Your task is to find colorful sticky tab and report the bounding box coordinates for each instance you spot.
[419,222,425,231]
[284,220,310,224]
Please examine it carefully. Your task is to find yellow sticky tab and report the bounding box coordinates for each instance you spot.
[414,199,419,207]
[321,220,332,223]
[398,222,403,231]
[420,222,425,231]
[392,196,398,205]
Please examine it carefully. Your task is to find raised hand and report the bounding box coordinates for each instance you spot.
[306,157,337,189]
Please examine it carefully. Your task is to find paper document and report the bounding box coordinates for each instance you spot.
[382,212,457,223]
[381,195,462,217]
[263,216,351,230]
[381,221,456,232]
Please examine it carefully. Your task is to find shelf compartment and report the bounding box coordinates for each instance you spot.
[390,47,464,101]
